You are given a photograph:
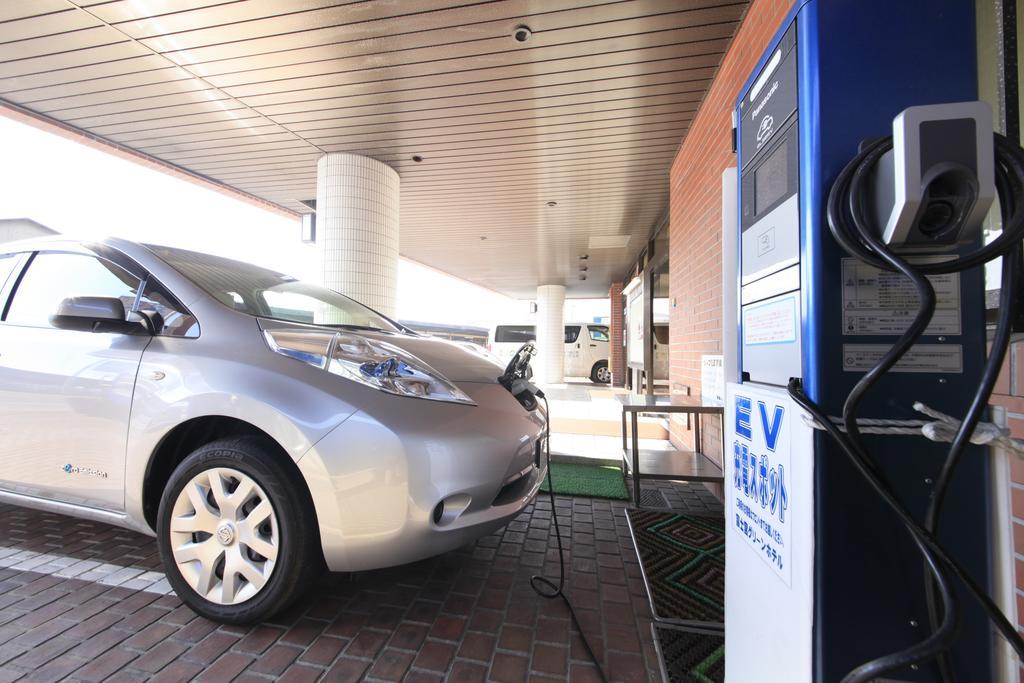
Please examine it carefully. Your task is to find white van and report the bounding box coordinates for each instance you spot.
[490,324,611,383]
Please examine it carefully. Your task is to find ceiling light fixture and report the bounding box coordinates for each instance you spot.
[579,254,589,260]
[513,25,532,43]
[412,155,424,162]
[546,201,558,207]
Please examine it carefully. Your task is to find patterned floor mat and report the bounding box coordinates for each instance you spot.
[627,509,725,624]
[655,626,725,683]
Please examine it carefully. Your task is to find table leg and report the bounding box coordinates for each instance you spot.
[632,411,641,507]
[695,412,702,453]
[621,409,627,452]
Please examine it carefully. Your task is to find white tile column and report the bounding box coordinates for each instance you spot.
[534,284,565,385]
[315,153,400,318]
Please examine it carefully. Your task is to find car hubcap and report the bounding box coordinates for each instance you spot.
[169,467,278,605]
[597,366,611,383]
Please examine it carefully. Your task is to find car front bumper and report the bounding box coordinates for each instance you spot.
[296,382,547,572]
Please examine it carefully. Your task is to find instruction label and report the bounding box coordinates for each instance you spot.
[701,355,725,404]
[743,294,797,345]
[842,344,963,373]
[841,259,960,336]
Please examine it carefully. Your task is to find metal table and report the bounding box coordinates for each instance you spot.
[616,394,725,505]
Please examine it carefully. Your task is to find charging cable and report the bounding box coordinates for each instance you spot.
[789,132,1024,682]
[530,391,610,683]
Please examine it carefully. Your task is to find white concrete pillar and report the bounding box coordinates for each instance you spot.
[315,153,400,318]
[534,285,565,385]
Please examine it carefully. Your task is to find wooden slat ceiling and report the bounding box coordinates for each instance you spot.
[0,0,747,298]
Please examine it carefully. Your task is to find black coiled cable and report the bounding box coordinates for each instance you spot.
[790,132,1024,682]
[530,393,610,683]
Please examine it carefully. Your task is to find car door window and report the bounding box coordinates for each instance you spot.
[0,254,18,293]
[495,325,535,343]
[564,326,581,343]
[588,326,609,342]
[4,252,140,329]
[138,279,200,338]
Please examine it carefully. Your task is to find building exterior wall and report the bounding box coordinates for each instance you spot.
[608,282,625,387]
[667,0,794,469]
[992,341,1024,681]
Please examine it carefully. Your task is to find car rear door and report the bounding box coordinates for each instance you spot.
[492,325,535,363]
[563,325,583,375]
[586,325,610,368]
[0,248,150,511]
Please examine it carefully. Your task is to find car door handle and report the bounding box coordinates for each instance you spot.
[590,344,597,348]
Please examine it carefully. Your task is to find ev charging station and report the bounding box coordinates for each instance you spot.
[725,1,1002,680]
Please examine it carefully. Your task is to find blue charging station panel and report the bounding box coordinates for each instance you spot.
[732,1,992,680]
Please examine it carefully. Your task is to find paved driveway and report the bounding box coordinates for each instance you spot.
[0,491,673,683]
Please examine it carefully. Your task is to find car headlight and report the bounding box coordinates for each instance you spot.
[263,328,475,405]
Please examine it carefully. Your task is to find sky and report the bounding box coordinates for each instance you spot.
[0,113,608,330]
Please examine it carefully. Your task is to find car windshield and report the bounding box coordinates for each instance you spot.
[146,244,399,332]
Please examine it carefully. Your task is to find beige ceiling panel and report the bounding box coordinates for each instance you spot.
[136,0,495,54]
[110,121,286,147]
[154,0,619,66]
[182,149,322,170]
[233,44,726,110]
[399,189,668,212]
[314,122,690,157]
[106,0,364,38]
[83,0,242,22]
[5,64,193,102]
[63,99,251,127]
[88,109,266,136]
[48,89,239,120]
[372,139,685,169]
[218,23,736,99]
[18,77,214,111]
[0,55,169,94]
[184,1,740,81]
[141,130,309,156]
[259,63,718,121]
[0,25,128,62]
[155,138,320,163]
[0,41,151,80]
[0,1,71,23]
[219,154,673,184]
[289,91,704,139]
[302,105,698,148]
[0,9,101,43]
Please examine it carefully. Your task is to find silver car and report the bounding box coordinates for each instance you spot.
[0,237,546,623]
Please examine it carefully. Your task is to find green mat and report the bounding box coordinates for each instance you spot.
[540,462,629,500]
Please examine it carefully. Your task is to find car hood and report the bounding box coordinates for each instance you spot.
[365,332,505,383]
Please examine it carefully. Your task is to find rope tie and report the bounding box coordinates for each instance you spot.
[801,402,1024,457]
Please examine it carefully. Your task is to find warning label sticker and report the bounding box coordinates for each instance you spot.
[841,259,960,336]
[842,344,963,373]
[743,294,797,346]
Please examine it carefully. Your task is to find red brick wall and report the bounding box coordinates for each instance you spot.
[608,282,625,387]
[991,340,1024,674]
[667,0,794,465]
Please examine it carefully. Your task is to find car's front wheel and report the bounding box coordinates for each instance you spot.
[591,360,611,384]
[156,436,319,624]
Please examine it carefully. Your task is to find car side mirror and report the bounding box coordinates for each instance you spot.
[50,297,151,335]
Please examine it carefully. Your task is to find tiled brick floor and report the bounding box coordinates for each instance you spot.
[0,482,721,683]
